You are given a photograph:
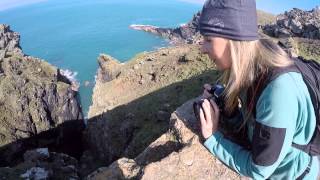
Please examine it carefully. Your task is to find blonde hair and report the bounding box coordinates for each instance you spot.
[220,39,293,128]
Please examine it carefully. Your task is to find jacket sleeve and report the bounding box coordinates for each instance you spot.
[204,74,299,179]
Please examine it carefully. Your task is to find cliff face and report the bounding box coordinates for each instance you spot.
[0,24,84,166]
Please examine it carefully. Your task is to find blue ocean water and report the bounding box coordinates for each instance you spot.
[0,0,201,117]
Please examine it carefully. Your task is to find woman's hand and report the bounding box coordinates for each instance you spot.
[199,98,220,139]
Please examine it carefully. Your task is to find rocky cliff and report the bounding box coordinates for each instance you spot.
[263,7,320,39]
[0,24,84,167]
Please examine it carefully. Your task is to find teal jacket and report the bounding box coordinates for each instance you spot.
[204,72,319,179]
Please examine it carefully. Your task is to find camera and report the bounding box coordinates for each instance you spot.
[193,84,225,122]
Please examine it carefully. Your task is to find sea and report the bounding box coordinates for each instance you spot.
[0,0,202,117]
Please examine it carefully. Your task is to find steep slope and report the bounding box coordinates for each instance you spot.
[0,24,84,166]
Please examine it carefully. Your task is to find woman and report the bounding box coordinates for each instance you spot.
[198,0,319,179]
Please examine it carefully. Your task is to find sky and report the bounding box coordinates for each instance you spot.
[179,0,319,14]
[0,0,319,14]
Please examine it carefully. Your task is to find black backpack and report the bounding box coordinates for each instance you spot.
[251,56,320,156]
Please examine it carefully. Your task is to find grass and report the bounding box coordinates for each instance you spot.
[295,38,320,61]
[257,10,276,25]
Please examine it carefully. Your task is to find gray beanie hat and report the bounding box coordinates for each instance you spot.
[199,0,259,41]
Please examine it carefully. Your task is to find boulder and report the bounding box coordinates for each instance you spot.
[0,148,80,179]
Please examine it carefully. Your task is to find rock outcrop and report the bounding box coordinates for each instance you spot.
[87,98,248,180]
[85,45,219,168]
[130,12,202,44]
[0,148,80,179]
[97,54,122,83]
[0,24,23,58]
[263,7,320,39]
[0,24,84,166]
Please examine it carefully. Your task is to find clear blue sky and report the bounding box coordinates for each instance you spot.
[256,0,319,14]
[0,0,319,14]
[178,0,319,14]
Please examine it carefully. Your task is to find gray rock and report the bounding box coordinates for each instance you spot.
[0,24,22,53]
[262,7,320,39]
[20,167,50,180]
[276,27,292,38]
[0,149,79,179]
[24,148,50,163]
[0,49,5,59]
[289,19,303,34]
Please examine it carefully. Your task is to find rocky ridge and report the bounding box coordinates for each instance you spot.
[263,7,320,39]
[0,24,84,167]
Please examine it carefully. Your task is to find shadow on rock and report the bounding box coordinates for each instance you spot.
[0,119,85,167]
[83,70,221,174]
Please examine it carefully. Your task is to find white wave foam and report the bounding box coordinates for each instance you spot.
[60,69,78,83]
[130,24,159,29]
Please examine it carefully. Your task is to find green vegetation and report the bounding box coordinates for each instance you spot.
[295,38,320,61]
[257,10,276,25]
[87,45,222,162]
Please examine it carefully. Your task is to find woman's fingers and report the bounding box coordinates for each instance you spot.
[209,99,220,117]
[202,99,213,124]
[199,107,207,126]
